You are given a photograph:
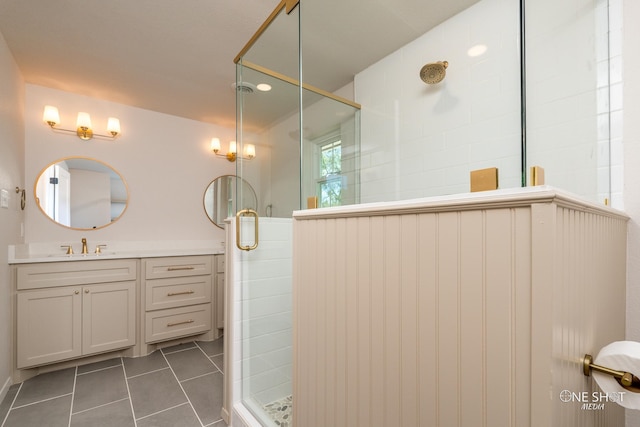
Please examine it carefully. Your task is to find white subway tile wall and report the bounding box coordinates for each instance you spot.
[231,218,293,410]
[355,0,618,206]
[355,0,521,202]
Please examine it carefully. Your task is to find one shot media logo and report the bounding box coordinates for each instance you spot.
[559,390,625,410]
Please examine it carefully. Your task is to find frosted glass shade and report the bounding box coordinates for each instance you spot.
[43,105,60,126]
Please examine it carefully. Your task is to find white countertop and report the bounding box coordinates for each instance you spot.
[9,240,225,264]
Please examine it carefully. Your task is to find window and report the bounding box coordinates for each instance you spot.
[317,138,342,208]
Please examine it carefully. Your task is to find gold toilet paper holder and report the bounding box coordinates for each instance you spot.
[583,354,640,392]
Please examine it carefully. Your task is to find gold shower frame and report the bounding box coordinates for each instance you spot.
[233,0,361,110]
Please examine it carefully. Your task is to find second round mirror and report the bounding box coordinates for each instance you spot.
[204,175,257,228]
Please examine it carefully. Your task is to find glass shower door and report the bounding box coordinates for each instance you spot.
[233,2,301,422]
[234,61,300,426]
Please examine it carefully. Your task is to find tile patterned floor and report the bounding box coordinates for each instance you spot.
[0,339,226,427]
[263,395,292,427]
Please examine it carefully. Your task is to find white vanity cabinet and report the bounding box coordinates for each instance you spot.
[142,256,213,343]
[15,260,137,369]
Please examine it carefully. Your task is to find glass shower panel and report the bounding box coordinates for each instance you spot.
[235,4,300,426]
[300,88,361,208]
[352,0,522,203]
[526,0,611,204]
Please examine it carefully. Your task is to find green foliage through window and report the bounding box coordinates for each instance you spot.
[318,140,342,207]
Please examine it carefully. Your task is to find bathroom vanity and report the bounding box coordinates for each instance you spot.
[9,247,225,383]
[16,259,137,369]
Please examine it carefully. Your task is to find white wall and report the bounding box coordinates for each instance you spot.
[24,85,238,245]
[623,0,640,425]
[355,0,521,202]
[0,32,25,401]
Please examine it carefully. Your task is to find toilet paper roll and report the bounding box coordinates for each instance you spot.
[592,341,640,410]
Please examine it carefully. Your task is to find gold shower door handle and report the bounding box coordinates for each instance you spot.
[236,209,259,251]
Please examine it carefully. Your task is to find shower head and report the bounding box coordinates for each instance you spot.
[420,61,449,84]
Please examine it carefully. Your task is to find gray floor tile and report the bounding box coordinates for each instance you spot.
[211,354,224,372]
[165,348,217,381]
[128,368,187,419]
[73,365,128,413]
[160,341,197,354]
[0,384,19,423]
[136,403,202,427]
[123,350,168,378]
[70,398,135,427]
[13,367,75,407]
[1,338,228,427]
[77,357,122,375]
[198,338,223,356]
[182,371,224,425]
[3,394,72,427]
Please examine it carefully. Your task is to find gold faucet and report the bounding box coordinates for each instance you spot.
[81,238,88,254]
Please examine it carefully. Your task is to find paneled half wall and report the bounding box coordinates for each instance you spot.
[293,187,628,427]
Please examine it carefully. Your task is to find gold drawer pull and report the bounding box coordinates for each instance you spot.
[167,290,195,297]
[167,266,195,271]
[167,319,194,327]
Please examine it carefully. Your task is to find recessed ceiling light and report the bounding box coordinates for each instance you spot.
[256,83,272,92]
[467,44,488,57]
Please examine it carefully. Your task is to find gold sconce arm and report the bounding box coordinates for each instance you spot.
[583,354,640,391]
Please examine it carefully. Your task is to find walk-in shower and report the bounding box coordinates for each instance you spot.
[225,1,360,426]
[224,0,614,424]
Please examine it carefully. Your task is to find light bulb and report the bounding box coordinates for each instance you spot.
[210,138,221,153]
[76,112,92,129]
[107,117,121,136]
[43,105,60,127]
[245,144,256,159]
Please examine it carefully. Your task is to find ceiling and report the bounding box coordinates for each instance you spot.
[0,0,479,132]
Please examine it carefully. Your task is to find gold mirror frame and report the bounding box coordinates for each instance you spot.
[34,156,129,230]
[203,175,257,229]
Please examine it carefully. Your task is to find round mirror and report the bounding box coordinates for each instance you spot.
[34,157,129,230]
[204,175,257,229]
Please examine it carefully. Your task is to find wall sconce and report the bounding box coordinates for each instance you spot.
[211,138,256,162]
[43,105,121,140]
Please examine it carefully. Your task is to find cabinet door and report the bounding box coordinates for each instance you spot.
[17,287,82,368]
[82,281,136,355]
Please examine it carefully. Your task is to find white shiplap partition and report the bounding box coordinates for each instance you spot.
[292,186,628,427]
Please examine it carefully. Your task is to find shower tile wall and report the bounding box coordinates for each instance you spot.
[526,0,618,207]
[355,0,521,203]
[233,218,293,408]
[355,0,617,206]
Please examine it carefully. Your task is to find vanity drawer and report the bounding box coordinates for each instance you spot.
[145,304,211,343]
[17,259,137,290]
[144,256,212,280]
[146,276,211,311]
